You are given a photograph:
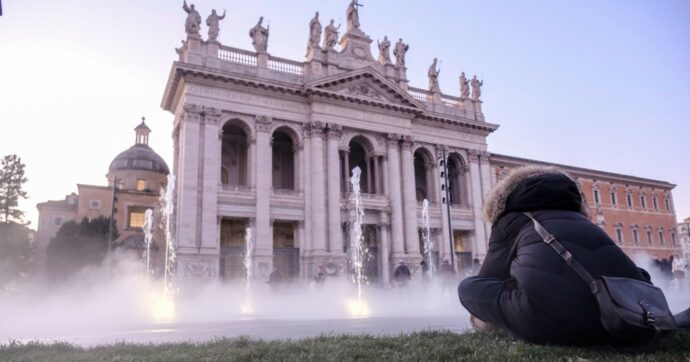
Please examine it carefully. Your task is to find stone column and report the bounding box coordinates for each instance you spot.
[468,149,488,259]
[479,151,493,247]
[254,116,273,269]
[401,136,421,256]
[175,104,202,253]
[199,107,222,263]
[386,134,405,259]
[302,125,312,258]
[326,124,343,255]
[343,150,350,192]
[436,146,452,262]
[309,122,327,256]
[379,213,391,286]
[373,156,381,194]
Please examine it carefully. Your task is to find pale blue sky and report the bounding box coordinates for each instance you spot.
[0,0,688,227]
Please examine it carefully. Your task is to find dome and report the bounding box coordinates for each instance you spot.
[108,144,170,174]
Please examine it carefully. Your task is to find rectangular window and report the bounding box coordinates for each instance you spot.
[665,199,670,211]
[626,194,632,208]
[610,192,617,206]
[653,197,658,210]
[647,230,653,244]
[633,229,639,245]
[616,228,623,243]
[641,196,647,209]
[89,200,101,209]
[659,231,664,245]
[671,233,676,246]
[128,206,147,228]
[136,179,146,191]
[593,190,600,204]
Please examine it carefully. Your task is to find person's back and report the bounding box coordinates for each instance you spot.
[459,166,651,345]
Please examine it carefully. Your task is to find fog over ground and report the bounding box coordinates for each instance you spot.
[0,252,687,346]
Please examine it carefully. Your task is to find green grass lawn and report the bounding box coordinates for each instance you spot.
[2,330,689,361]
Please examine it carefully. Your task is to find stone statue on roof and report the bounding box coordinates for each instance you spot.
[249,16,270,52]
[428,58,440,93]
[307,12,322,55]
[471,75,483,100]
[459,72,469,98]
[206,9,226,42]
[377,36,391,64]
[323,19,341,50]
[346,0,362,31]
[182,0,202,38]
[393,38,409,67]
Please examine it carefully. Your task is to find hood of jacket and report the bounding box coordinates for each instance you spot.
[483,165,589,225]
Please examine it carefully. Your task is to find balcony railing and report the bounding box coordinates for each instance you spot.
[407,86,431,102]
[220,183,253,192]
[271,187,303,196]
[218,45,258,67]
[267,55,304,76]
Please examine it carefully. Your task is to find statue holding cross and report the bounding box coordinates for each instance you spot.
[346,0,363,31]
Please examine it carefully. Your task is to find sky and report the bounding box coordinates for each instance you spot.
[0,0,688,228]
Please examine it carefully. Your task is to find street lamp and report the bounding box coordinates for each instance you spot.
[107,177,118,259]
[439,148,456,273]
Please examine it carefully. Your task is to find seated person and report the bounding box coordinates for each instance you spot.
[458,165,667,345]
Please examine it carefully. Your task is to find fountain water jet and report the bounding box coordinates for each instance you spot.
[152,173,177,322]
[241,227,254,314]
[347,166,370,317]
[421,199,435,279]
[142,208,154,285]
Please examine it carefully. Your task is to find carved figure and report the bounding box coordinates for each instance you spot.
[182,0,202,37]
[206,9,226,42]
[459,72,469,98]
[428,58,440,93]
[323,19,341,50]
[470,75,483,100]
[306,12,322,55]
[346,0,362,31]
[393,38,409,67]
[249,16,270,52]
[377,36,391,64]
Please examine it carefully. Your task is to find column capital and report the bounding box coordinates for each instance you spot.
[255,115,272,133]
[479,151,491,162]
[468,149,480,163]
[326,123,343,139]
[400,135,414,150]
[435,145,449,159]
[202,106,222,125]
[182,103,203,123]
[306,121,325,137]
[386,133,401,147]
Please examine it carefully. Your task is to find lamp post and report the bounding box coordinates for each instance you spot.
[107,177,118,259]
[439,148,456,273]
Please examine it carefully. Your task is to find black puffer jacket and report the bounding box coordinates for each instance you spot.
[480,166,650,344]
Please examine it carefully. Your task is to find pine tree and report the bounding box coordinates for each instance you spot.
[0,154,29,223]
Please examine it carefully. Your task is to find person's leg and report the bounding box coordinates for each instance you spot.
[458,276,512,330]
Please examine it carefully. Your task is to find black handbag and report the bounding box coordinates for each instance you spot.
[522,212,676,344]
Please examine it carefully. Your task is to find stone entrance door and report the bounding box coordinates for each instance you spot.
[273,247,300,280]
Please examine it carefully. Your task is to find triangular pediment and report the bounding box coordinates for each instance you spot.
[304,67,424,110]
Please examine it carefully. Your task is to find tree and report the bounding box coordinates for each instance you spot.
[44,216,118,279]
[0,222,33,288]
[0,154,29,223]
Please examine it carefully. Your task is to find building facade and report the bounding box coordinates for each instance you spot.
[35,122,169,267]
[162,4,681,284]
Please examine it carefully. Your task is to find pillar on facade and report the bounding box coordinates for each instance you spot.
[309,122,327,256]
[379,213,391,286]
[254,115,274,273]
[326,124,343,256]
[400,136,421,257]
[435,146,452,263]
[468,149,488,260]
[199,106,222,254]
[479,151,493,250]
[386,134,405,260]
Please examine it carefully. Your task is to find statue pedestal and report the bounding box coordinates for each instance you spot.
[338,29,375,64]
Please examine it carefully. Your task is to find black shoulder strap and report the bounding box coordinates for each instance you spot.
[522,212,599,293]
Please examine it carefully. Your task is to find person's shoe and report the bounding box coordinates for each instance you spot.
[674,307,690,329]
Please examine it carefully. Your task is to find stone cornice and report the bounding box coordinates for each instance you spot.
[490,153,676,190]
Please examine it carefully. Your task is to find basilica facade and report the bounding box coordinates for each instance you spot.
[162,3,680,284]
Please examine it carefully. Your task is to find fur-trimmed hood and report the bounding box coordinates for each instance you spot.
[483,165,589,225]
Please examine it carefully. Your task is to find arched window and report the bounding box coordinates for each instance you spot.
[345,136,377,194]
[413,148,435,202]
[446,154,467,206]
[271,128,297,190]
[221,122,250,186]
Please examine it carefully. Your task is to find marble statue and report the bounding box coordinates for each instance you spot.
[182,0,202,37]
[323,19,340,50]
[249,16,270,52]
[471,75,483,100]
[307,12,322,55]
[393,38,409,67]
[377,36,391,64]
[428,58,440,92]
[206,9,226,42]
[346,0,362,31]
[459,72,469,98]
